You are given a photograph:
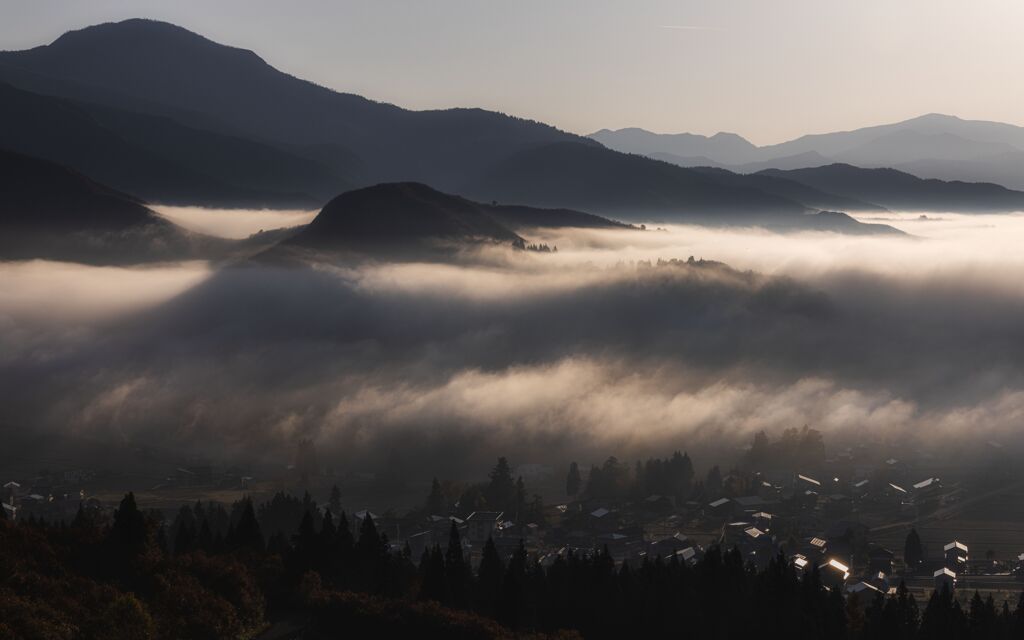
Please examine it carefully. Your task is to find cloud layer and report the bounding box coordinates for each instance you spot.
[4,214,1024,476]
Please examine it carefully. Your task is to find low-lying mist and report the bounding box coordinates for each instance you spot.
[3,213,1024,478]
[153,205,318,239]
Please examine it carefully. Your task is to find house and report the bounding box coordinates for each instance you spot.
[797,474,822,489]
[3,481,21,504]
[819,558,851,588]
[934,567,956,592]
[851,479,870,494]
[807,536,828,557]
[792,553,810,572]
[708,497,730,511]
[673,546,700,565]
[648,532,689,558]
[752,511,773,532]
[847,581,883,601]
[465,511,504,543]
[913,478,943,504]
[944,541,968,570]
[406,530,434,559]
[865,570,890,593]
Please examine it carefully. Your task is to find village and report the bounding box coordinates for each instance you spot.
[5,427,1024,611]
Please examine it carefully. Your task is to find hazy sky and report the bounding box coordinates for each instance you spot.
[2,0,1024,144]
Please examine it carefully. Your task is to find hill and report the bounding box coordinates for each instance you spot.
[758,164,1024,212]
[283,183,634,258]
[0,149,227,263]
[289,182,523,250]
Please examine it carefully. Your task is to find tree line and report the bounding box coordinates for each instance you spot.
[6,490,1024,638]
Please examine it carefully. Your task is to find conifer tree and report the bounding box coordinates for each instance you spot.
[426,477,445,514]
[566,462,581,497]
[230,498,264,552]
[904,528,924,569]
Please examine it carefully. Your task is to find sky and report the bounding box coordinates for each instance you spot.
[2,0,1024,145]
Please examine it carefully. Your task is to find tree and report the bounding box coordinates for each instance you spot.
[514,476,526,522]
[426,477,445,515]
[485,457,516,513]
[445,520,470,608]
[476,536,504,617]
[109,492,147,558]
[418,544,446,603]
[329,485,342,515]
[904,528,924,570]
[566,462,581,497]
[705,466,723,496]
[230,498,264,552]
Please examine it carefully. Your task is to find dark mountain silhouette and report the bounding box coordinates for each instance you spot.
[0,19,866,230]
[486,205,630,231]
[791,211,903,236]
[463,142,809,223]
[283,183,627,259]
[0,82,343,207]
[0,149,227,263]
[687,166,886,212]
[758,164,1024,212]
[0,19,583,192]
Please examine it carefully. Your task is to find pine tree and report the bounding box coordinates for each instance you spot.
[476,536,504,617]
[230,498,264,552]
[197,518,213,552]
[904,528,924,569]
[566,462,581,497]
[329,485,342,515]
[485,457,516,513]
[418,545,446,603]
[514,476,526,522]
[426,477,445,514]
[445,520,469,608]
[109,492,147,557]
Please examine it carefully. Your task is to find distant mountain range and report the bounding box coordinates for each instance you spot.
[0,19,939,233]
[591,114,1024,192]
[0,17,1018,241]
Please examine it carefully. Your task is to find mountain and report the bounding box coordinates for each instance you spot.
[0,149,228,263]
[0,82,343,207]
[463,141,808,224]
[758,164,1024,212]
[593,114,1024,190]
[0,19,853,230]
[760,113,1024,163]
[283,182,630,259]
[589,128,758,165]
[0,19,582,192]
[287,183,523,252]
[687,166,886,212]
